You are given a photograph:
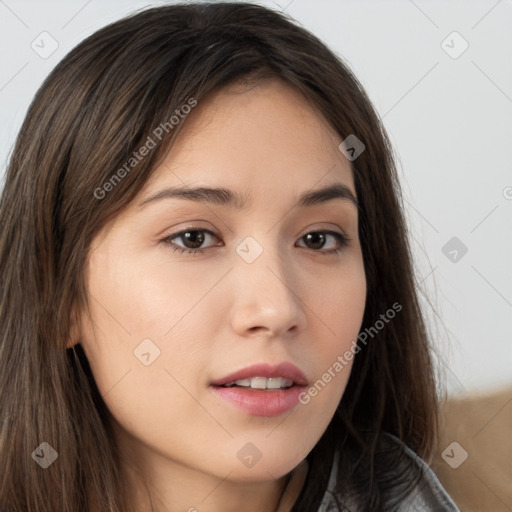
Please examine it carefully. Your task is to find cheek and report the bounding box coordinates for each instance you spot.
[297,261,366,414]
[78,303,213,462]
[310,256,367,350]
[79,246,222,428]
[84,237,219,346]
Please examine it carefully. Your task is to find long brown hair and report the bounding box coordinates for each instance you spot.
[0,2,439,511]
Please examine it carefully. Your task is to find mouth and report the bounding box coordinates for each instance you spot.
[209,362,309,417]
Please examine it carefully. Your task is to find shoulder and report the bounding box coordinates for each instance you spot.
[382,433,460,511]
[319,432,460,511]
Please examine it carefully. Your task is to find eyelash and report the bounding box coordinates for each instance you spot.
[160,228,351,256]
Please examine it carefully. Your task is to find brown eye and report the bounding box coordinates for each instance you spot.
[161,228,221,255]
[297,231,350,254]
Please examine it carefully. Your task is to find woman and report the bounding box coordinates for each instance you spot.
[0,2,459,511]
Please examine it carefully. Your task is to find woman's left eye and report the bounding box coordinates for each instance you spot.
[159,228,351,256]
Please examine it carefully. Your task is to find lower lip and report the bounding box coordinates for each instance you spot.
[210,385,307,417]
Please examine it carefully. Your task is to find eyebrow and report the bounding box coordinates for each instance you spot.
[138,183,359,211]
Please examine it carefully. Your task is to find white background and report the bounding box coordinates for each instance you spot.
[1,0,511,397]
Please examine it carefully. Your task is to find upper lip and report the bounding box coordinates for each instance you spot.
[211,362,309,387]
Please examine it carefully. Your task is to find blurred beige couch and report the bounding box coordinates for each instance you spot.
[431,387,512,512]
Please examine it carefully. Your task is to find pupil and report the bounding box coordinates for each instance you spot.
[183,231,204,249]
[306,232,325,249]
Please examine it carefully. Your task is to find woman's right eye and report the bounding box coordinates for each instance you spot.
[160,228,221,255]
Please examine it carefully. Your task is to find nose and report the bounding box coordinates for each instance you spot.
[228,240,307,339]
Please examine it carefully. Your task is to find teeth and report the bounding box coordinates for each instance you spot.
[224,377,294,389]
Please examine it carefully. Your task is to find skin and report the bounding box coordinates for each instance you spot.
[71,78,367,512]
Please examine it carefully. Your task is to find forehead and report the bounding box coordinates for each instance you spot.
[137,78,356,207]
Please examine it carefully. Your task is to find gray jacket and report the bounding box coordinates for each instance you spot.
[318,434,460,511]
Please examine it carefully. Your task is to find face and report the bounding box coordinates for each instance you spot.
[75,78,366,488]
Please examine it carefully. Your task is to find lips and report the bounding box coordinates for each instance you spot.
[210,362,309,417]
[210,362,309,387]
